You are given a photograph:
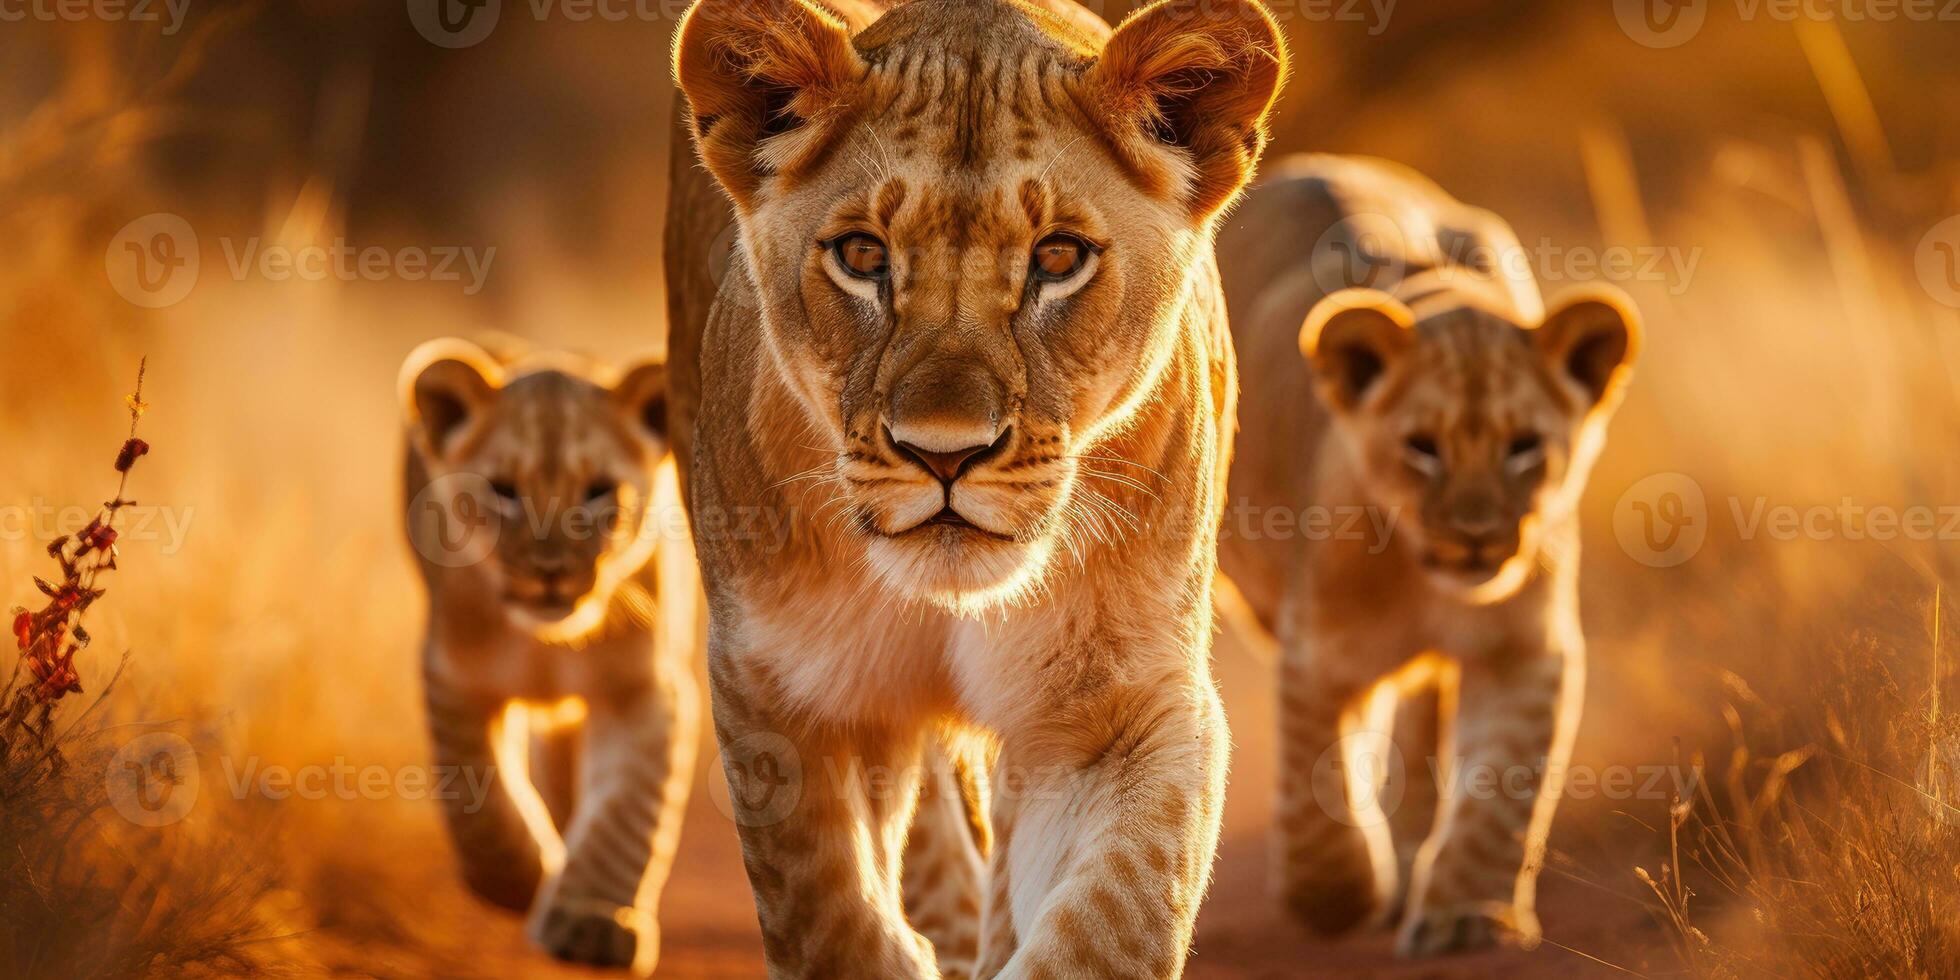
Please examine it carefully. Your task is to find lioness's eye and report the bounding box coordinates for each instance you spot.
[1031,234,1090,282]
[584,480,617,503]
[1508,434,1543,458]
[830,233,889,280]
[489,480,520,502]
[1405,435,1439,459]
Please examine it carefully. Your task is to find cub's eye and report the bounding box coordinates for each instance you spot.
[1031,234,1091,282]
[1404,435,1439,459]
[1508,434,1543,458]
[584,480,618,503]
[489,480,520,502]
[829,233,889,280]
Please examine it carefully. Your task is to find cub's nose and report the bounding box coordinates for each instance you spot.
[889,427,1009,484]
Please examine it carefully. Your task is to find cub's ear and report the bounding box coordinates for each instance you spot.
[1299,288,1415,411]
[400,338,504,461]
[1536,286,1641,413]
[1090,0,1288,220]
[612,359,669,448]
[673,0,863,208]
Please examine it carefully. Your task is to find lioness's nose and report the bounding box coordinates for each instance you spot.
[891,428,1009,483]
[887,357,1007,483]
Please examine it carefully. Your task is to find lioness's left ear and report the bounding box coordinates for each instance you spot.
[673,0,864,208]
[1090,0,1288,220]
[612,359,669,447]
[1536,286,1642,412]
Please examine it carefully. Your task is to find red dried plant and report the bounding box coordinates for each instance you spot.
[0,359,150,770]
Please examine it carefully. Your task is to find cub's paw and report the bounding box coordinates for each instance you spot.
[531,895,657,974]
[1395,901,1540,957]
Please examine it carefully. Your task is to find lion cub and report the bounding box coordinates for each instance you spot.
[399,337,697,975]
[1217,156,1640,955]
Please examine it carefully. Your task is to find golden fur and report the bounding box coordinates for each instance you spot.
[1216,155,1640,955]
[664,0,1285,974]
[400,338,699,974]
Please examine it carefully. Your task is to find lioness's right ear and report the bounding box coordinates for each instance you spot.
[399,338,503,461]
[1299,288,1415,411]
[673,0,863,208]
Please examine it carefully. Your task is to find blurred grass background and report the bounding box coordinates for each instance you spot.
[1,0,1957,975]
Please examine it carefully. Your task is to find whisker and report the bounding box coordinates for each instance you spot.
[1065,454,1168,482]
[1080,468,1161,501]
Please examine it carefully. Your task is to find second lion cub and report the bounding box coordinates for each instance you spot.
[1217,156,1640,955]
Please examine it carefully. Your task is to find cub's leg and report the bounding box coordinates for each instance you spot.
[1275,639,1398,935]
[1397,649,1580,956]
[530,660,700,974]
[528,720,582,832]
[424,677,544,910]
[1386,685,1444,918]
[711,656,938,978]
[978,676,1228,979]
[902,737,990,980]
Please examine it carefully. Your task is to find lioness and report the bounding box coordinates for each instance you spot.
[400,338,697,974]
[663,0,1286,974]
[1216,156,1640,955]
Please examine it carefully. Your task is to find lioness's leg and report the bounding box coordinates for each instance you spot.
[530,660,700,974]
[1398,650,1578,956]
[713,659,938,978]
[423,679,542,910]
[903,737,989,980]
[979,678,1227,979]
[1276,639,1396,934]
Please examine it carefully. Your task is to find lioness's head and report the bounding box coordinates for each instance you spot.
[1300,287,1641,603]
[402,339,670,635]
[675,0,1285,608]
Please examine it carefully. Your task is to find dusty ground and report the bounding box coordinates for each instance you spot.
[360,619,1656,979]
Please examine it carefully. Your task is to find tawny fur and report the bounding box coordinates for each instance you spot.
[664,0,1286,975]
[1215,156,1641,956]
[400,338,699,975]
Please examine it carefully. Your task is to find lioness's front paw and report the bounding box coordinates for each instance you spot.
[1395,901,1540,957]
[531,895,657,973]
